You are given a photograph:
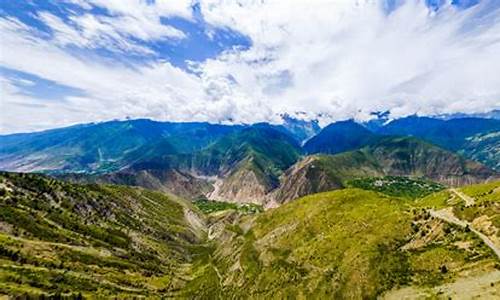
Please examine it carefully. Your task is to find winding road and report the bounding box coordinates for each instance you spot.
[430,208,500,260]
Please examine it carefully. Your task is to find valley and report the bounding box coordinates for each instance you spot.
[0,115,499,298]
[3,0,500,298]
[0,172,499,298]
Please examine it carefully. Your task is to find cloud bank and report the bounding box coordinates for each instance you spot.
[1,0,500,133]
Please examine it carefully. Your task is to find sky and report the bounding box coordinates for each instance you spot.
[1,0,499,134]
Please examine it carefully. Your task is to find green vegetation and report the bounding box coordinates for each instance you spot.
[0,172,206,298]
[191,125,302,185]
[347,176,444,199]
[378,116,500,170]
[453,182,500,228]
[416,189,452,209]
[460,131,500,171]
[188,188,498,298]
[0,173,498,298]
[193,199,263,214]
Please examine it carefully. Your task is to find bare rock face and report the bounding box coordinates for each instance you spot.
[127,169,214,199]
[62,168,213,200]
[208,164,273,205]
[271,156,342,205]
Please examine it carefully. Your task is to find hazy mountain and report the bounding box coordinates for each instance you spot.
[0,116,318,174]
[0,119,242,174]
[61,125,303,203]
[377,117,500,150]
[1,116,499,205]
[279,113,321,144]
[303,120,379,154]
[374,116,500,170]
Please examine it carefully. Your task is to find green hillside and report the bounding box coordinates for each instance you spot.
[191,125,302,176]
[459,131,500,171]
[304,120,378,154]
[195,126,302,203]
[0,172,207,298]
[0,173,499,298]
[189,188,499,299]
[57,126,303,205]
[377,116,500,170]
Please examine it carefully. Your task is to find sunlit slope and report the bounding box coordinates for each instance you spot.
[0,172,206,298]
[190,188,499,299]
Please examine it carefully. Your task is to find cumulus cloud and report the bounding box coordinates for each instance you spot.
[198,0,500,122]
[1,0,500,133]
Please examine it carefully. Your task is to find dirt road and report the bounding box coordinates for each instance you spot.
[430,208,500,259]
[450,188,475,206]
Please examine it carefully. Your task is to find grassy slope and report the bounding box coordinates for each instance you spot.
[453,182,500,232]
[1,172,498,298]
[0,172,206,298]
[191,188,498,299]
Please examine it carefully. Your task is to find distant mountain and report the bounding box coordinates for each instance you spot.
[280,113,321,144]
[2,116,499,206]
[272,136,498,204]
[303,120,378,154]
[434,109,500,120]
[0,119,242,173]
[128,125,303,204]
[374,116,500,170]
[459,131,500,171]
[378,116,500,150]
[0,116,318,174]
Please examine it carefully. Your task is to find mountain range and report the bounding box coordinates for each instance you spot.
[1,115,499,206]
[1,113,500,298]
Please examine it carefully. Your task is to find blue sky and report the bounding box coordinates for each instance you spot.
[1,0,499,133]
[0,1,251,77]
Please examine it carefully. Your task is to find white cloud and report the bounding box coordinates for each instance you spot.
[38,0,194,55]
[1,0,500,133]
[198,0,500,121]
[70,0,193,40]
[0,13,273,133]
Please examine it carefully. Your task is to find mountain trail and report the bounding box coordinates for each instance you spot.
[430,208,500,259]
[450,188,475,206]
